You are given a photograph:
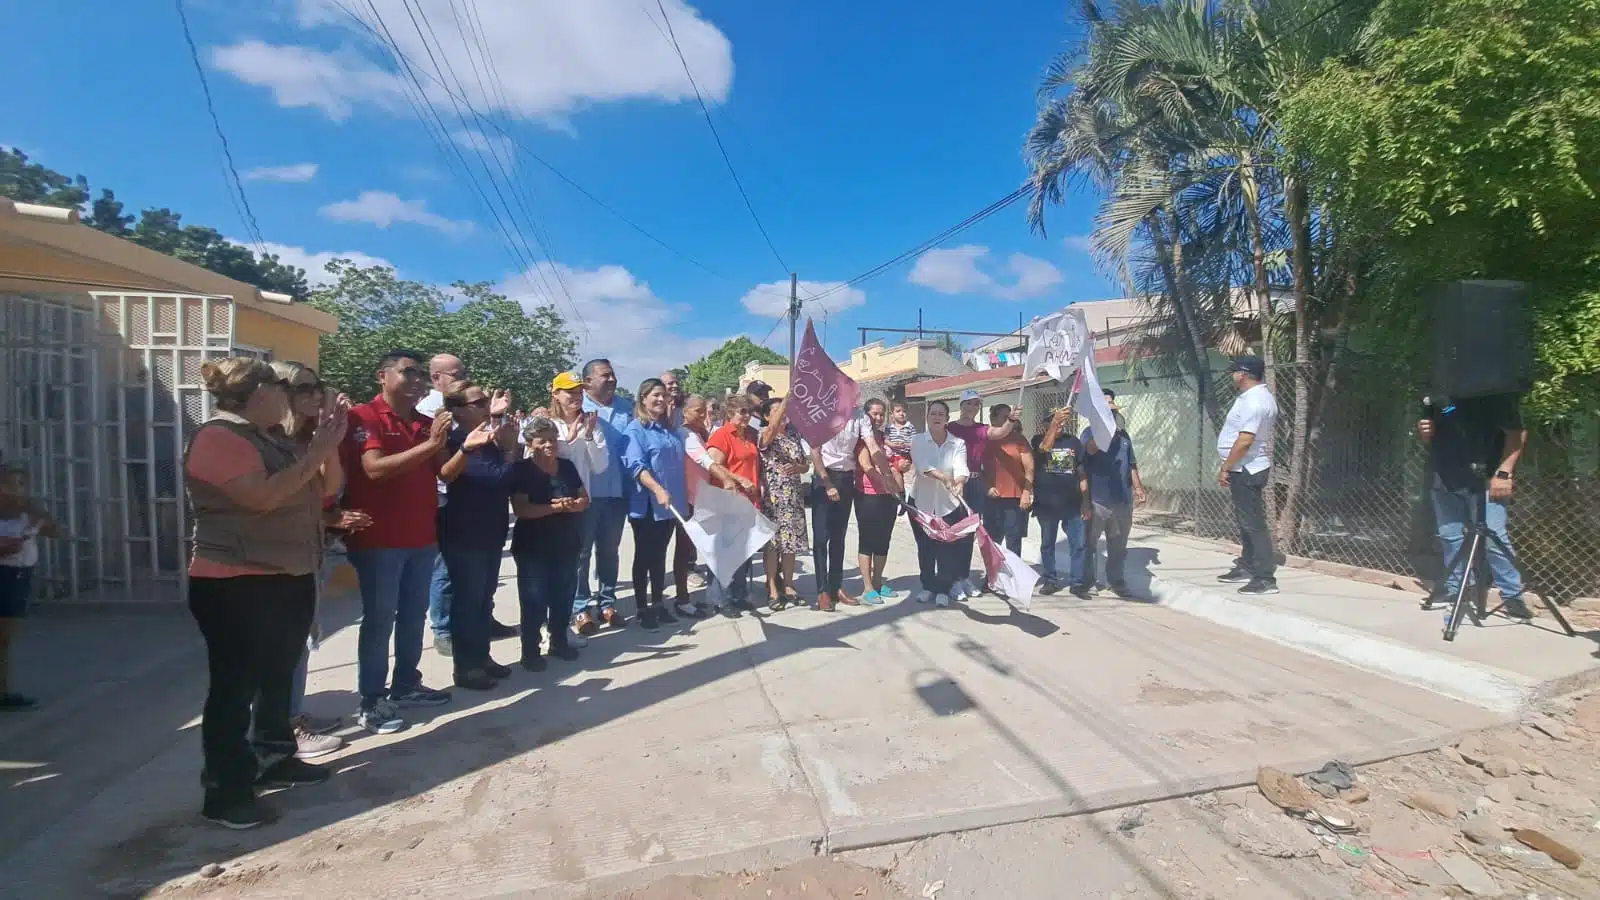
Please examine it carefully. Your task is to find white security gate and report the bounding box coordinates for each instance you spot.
[0,291,237,602]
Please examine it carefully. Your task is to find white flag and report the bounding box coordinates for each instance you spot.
[1074,358,1118,450]
[976,525,1041,612]
[676,484,776,588]
[1023,306,1116,448]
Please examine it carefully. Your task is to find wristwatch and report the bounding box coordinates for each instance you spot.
[1493,469,1514,480]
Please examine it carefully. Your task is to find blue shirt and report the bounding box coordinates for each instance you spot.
[438,429,519,551]
[1081,427,1136,507]
[622,417,689,521]
[582,393,635,500]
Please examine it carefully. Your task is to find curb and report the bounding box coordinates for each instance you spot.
[1148,576,1535,715]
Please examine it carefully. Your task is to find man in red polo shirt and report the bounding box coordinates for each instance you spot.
[343,350,455,734]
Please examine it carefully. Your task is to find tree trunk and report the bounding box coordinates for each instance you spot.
[1274,174,1315,549]
[1239,155,1280,525]
[1149,208,1223,425]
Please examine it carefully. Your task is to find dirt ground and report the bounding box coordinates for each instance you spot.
[604,682,1600,900]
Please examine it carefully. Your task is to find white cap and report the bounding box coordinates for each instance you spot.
[959,389,981,402]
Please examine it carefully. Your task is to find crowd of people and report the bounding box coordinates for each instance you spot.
[160,345,1306,831]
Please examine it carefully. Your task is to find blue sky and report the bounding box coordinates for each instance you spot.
[8,0,1112,389]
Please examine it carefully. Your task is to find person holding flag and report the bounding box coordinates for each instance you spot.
[908,400,971,607]
[946,390,1020,599]
[622,378,690,631]
[855,398,904,605]
[704,394,762,614]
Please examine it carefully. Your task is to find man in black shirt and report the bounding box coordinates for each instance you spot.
[1031,405,1089,594]
[1417,394,1532,621]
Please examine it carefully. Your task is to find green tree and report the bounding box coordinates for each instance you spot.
[307,260,576,403]
[681,336,787,397]
[0,148,88,207]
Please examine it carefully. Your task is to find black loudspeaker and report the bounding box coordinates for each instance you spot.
[1430,280,1532,399]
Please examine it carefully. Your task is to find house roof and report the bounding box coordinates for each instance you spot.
[0,198,337,334]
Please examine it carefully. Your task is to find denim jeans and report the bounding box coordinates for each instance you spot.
[517,552,577,660]
[349,546,438,704]
[810,470,857,594]
[428,550,454,640]
[956,479,987,582]
[1431,476,1523,600]
[574,497,628,615]
[440,545,505,672]
[1036,511,1086,586]
[981,496,1029,555]
[707,556,754,607]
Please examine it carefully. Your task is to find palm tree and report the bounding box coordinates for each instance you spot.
[1026,0,1372,547]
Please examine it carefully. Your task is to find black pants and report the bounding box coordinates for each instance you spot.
[672,504,697,600]
[909,506,966,595]
[1084,502,1133,589]
[810,470,857,593]
[189,573,316,806]
[855,492,899,556]
[630,517,675,609]
[981,496,1028,555]
[1229,467,1276,580]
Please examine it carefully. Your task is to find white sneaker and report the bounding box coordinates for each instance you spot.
[356,700,404,735]
[934,593,951,608]
[914,589,933,604]
[950,582,969,600]
[967,577,985,595]
[674,600,700,619]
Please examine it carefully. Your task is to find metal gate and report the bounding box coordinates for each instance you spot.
[0,291,236,602]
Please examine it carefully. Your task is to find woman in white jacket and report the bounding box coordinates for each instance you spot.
[546,371,607,647]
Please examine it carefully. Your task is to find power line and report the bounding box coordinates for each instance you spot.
[174,0,266,255]
[650,0,790,272]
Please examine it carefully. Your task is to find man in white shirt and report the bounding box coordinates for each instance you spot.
[1216,355,1279,594]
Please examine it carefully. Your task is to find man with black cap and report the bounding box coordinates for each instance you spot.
[1216,355,1279,594]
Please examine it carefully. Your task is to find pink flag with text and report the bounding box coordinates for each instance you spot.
[788,319,861,448]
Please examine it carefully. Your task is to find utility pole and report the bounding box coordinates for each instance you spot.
[787,272,800,361]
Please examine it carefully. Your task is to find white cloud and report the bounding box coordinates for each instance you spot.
[212,1,734,130]
[499,261,727,391]
[398,164,445,182]
[249,241,396,284]
[450,129,515,169]
[1063,234,1094,254]
[739,279,866,318]
[907,244,1063,300]
[319,190,475,236]
[243,162,319,182]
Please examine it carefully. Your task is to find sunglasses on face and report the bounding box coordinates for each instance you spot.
[389,366,427,380]
[448,397,491,409]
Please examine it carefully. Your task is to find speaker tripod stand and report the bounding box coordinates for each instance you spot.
[1421,474,1576,642]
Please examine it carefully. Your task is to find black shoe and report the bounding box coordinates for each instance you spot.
[453,669,498,691]
[203,795,276,830]
[520,654,548,673]
[720,604,743,619]
[1500,597,1534,621]
[434,636,453,658]
[257,757,332,789]
[489,619,521,640]
[654,604,678,625]
[1217,568,1251,584]
[0,692,39,711]
[549,642,580,662]
[1039,579,1063,596]
[1238,579,1280,595]
[1110,583,1135,599]
[484,659,513,679]
[1070,584,1096,598]
[638,607,660,632]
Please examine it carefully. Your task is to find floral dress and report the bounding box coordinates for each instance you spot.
[760,425,810,554]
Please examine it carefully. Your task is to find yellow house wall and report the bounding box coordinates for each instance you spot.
[842,343,922,381]
[235,305,321,366]
[740,362,790,395]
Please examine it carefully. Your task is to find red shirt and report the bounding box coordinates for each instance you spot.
[341,395,441,550]
[705,423,760,505]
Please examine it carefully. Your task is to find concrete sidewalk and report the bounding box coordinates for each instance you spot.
[0,518,1588,899]
[1132,529,1600,714]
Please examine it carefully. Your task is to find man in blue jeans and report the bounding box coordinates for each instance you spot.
[1031,405,1088,593]
[1418,394,1533,623]
[574,358,634,634]
[342,350,455,735]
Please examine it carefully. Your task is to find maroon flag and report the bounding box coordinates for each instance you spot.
[788,319,861,448]
[908,505,981,543]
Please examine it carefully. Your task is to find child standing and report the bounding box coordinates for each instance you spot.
[885,402,918,457]
[0,465,61,710]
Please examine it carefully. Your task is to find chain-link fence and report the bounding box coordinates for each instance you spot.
[1025,358,1600,603]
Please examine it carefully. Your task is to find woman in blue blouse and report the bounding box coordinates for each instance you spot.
[438,381,521,690]
[622,378,689,632]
